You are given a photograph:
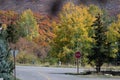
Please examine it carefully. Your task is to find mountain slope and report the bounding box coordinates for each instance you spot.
[0,0,120,16]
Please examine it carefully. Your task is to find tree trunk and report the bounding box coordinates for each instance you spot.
[96,66,101,73]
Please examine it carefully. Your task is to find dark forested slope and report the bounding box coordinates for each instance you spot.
[0,0,120,16]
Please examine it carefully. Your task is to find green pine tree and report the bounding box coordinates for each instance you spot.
[0,23,14,80]
[88,13,113,72]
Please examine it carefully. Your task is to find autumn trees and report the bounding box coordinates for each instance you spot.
[0,10,18,25]
[108,14,120,65]
[49,2,120,72]
[50,2,95,64]
[1,1,120,74]
[18,9,39,40]
[0,9,52,79]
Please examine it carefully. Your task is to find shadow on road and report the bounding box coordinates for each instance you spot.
[49,70,120,76]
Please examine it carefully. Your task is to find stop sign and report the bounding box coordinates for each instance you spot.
[75,51,81,58]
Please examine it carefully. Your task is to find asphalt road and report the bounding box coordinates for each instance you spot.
[16,66,120,80]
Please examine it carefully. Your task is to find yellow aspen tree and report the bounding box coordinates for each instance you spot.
[50,2,95,64]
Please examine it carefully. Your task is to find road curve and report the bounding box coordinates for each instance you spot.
[16,66,120,80]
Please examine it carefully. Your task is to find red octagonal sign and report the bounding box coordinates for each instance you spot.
[75,51,81,58]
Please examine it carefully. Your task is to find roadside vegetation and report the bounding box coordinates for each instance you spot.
[1,2,120,80]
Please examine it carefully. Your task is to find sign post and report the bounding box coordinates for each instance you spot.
[0,78,3,80]
[11,47,18,80]
[75,51,81,74]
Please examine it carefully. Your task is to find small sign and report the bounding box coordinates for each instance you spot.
[0,78,3,80]
[75,51,81,58]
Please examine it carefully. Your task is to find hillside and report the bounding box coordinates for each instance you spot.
[0,0,120,16]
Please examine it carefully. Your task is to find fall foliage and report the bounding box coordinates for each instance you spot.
[0,2,120,68]
[49,2,95,64]
[0,10,18,25]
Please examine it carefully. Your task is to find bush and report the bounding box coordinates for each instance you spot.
[46,57,58,65]
[16,51,38,64]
